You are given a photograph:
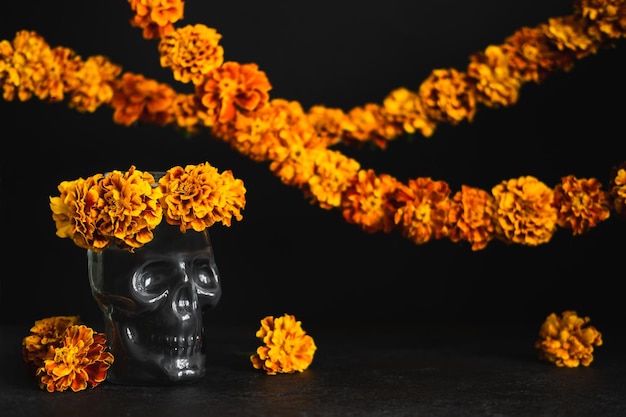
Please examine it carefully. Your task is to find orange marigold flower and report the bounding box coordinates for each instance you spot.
[503,27,576,83]
[37,324,114,392]
[553,175,610,235]
[111,72,177,126]
[306,105,347,147]
[341,169,402,234]
[306,148,361,209]
[250,314,317,375]
[575,0,626,40]
[418,68,477,125]
[535,310,603,368]
[541,16,601,59]
[158,162,246,232]
[0,30,64,102]
[196,61,272,126]
[609,162,626,218]
[159,24,224,85]
[97,166,164,251]
[467,45,522,108]
[215,98,320,162]
[128,0,185,40]
[269,141,318,188]
[49,174,110,251]
[170,92,204,133]
[66,55,122,113]
[341,103,402,149]
[391,177,452,244]
[382,87,437,138]
[22,316,82,370]
[491,175,557,246]
[448,185,498,251]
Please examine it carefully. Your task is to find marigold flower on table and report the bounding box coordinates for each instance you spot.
[250,314,317,375]
[22,316,114,392]
[535,310,603,367]
[22,315,82,370]
[37,324,114,392]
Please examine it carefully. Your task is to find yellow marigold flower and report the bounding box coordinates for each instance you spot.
[269,141,318,188]
[0,30,63,102]
[37,324,114,392]
[609,162,626,218]
[392,177,452,244]
[448,185,498,251]
[170,92,204,133]
[575,0,626,40]
[341,103,402,149]
[111,72,177,126]
[158,162,246,232]
[503,27,576,83]
[128,0,185,40]
[467,45,522,108]
[49,174,110,251]
[341,169,403,234]
[250,314,317,375]
[196,61,272,126]
[159,24,224,85]
[382,87,436,138]
[542,16,601,59]
[491,175,557,246]
[22,316,82,370]
[66,55,122,113]
[553,175,610,235]
[418,68,477,125]
[306,148,361,209]
[216,98,319,162]
[306,105,347,147]
[97,166,164,251]
[535,310,603,368]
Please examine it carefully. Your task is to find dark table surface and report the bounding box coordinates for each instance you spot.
[1,322,625,417]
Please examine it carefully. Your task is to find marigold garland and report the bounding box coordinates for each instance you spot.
[2,0,626,251]
[535,310,603,367]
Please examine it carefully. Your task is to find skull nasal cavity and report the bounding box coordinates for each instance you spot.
[173,284,198,314]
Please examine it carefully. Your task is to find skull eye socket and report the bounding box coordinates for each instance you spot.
[132,260,179,303]
[192,256,219,294]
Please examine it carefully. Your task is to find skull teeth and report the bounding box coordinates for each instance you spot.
[148,334,202,355]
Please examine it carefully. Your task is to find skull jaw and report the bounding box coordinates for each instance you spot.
[104,321,208,385]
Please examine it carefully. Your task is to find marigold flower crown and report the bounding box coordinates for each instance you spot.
[2,0,626,250]
[49,163,246,252]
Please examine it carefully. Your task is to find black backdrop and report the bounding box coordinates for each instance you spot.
[1,1,625,330]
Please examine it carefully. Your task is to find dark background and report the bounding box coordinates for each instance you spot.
[1,0,625,331]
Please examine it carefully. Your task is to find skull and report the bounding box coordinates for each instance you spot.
[88,223,221,385]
